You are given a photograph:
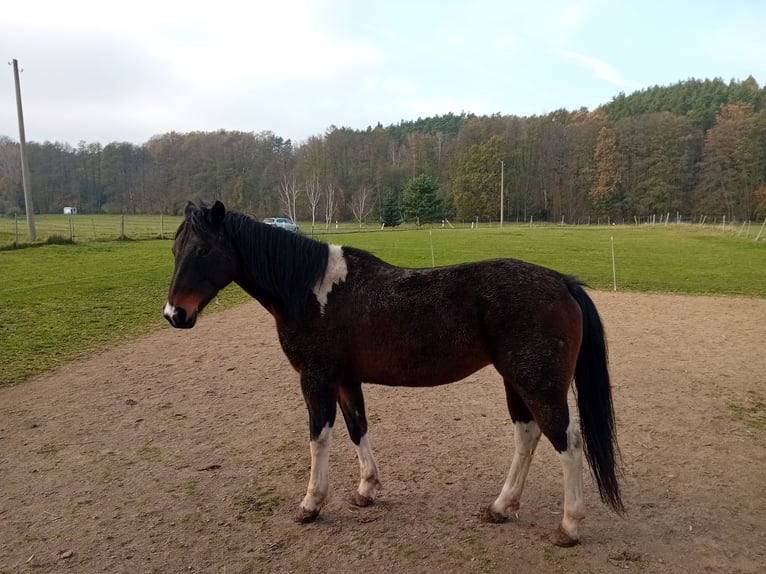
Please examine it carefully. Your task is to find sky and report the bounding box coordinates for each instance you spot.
[2,0,765,146]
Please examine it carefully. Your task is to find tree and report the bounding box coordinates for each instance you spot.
[381,192,401,227]
[695,104,766,220]
[278,174,299,221]
[101,142,145,213]
[350,186,375,228]
[756,184,766,220]
[401,173,444,224]
[590,126,620,217]
[0,136,22,213]
[323,183,341,230]
[450,135,503,220]
[305,174,321,232]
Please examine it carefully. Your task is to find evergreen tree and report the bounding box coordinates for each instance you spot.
[381,192,402,227]
[401,173,444,224]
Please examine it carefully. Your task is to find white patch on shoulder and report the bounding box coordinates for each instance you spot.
[313,244,348,314]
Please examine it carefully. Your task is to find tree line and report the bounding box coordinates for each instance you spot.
[1,76,765,226]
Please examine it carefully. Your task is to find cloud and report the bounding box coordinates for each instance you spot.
[553,48,641,91]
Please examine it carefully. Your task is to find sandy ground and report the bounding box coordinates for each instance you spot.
[1,291,765,574]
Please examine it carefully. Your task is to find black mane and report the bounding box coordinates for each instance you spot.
[222,211,329,317]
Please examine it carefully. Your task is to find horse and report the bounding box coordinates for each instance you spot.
[163,201,623,546]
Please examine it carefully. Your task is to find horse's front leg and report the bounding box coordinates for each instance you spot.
[338,384,381,507]
[296,372,338,523]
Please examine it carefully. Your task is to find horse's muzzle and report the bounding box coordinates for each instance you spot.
[163,302,197,329]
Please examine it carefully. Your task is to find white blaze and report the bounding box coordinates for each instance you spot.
[163,302,176,320]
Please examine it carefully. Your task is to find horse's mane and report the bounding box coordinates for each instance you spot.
[222,211,330,317]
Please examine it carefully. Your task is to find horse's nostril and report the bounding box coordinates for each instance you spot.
[163,303,186,327]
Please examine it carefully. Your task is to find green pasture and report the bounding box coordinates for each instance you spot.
[1,217,764,386]
[319,223,766,295]
[0,240,249,385]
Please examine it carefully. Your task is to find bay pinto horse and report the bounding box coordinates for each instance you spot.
[163,201,623,546]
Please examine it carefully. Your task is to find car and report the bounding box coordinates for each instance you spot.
[263,217,299,233]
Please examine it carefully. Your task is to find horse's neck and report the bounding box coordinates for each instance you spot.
[229,218,327,317]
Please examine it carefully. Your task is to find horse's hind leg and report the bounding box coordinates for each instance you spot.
[547,413,586,547]
[483,382,542,523]
[338,383,381,506]
[486,372,585,546]
[507,380,585,546]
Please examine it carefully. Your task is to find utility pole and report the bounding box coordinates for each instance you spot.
[11,59,36,241]
[500,160,504,228]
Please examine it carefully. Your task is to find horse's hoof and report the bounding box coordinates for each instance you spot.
[550,525,580,547]
[351,492,375,507]
[295,507,320,524]
[480,505,508,524]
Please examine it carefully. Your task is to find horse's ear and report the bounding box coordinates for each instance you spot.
[184,201,196,219]
[210,200,226,227]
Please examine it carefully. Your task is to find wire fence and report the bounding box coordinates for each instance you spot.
[0,214,183,249]
[2,212,765,249]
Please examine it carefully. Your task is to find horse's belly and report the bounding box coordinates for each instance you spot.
[355,343,489,387]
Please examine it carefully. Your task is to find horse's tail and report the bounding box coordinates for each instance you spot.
[565,276,624,513]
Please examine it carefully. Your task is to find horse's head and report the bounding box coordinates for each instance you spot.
[163,200,237,329]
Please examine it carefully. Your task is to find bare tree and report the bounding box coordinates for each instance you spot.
[324,183,340,230]
[278,174,299,221]
[350,185,375,228]
[388,140,402,168]
[305,173,321,233]
[0,137,22,209]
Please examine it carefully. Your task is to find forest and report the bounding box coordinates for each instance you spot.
[1,76,765,226]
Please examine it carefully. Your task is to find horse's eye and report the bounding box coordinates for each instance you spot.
[196,246,211,258]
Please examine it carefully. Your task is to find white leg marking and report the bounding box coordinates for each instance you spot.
[300,425,334,513]
[558,416,586,541]
[313,245,348,314]
[491,420,542,517]
[355,434,381,501]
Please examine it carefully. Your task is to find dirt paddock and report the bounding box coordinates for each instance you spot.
[1,292,765,573]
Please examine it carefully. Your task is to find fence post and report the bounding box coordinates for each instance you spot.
[611,236,617,291]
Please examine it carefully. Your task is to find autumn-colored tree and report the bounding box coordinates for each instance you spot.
[450,135,503,220]
[591,126,620,217]
[2,77,765,222]
[695,104,766,220]
[755,184,766,219]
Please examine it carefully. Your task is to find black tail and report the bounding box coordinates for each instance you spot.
[565,277,624,513]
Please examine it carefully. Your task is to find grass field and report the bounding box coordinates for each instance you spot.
[321,224,766,294]
[1,216,764,386]
[0,213,183,246]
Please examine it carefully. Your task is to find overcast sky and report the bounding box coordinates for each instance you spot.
[2,0,764,146]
